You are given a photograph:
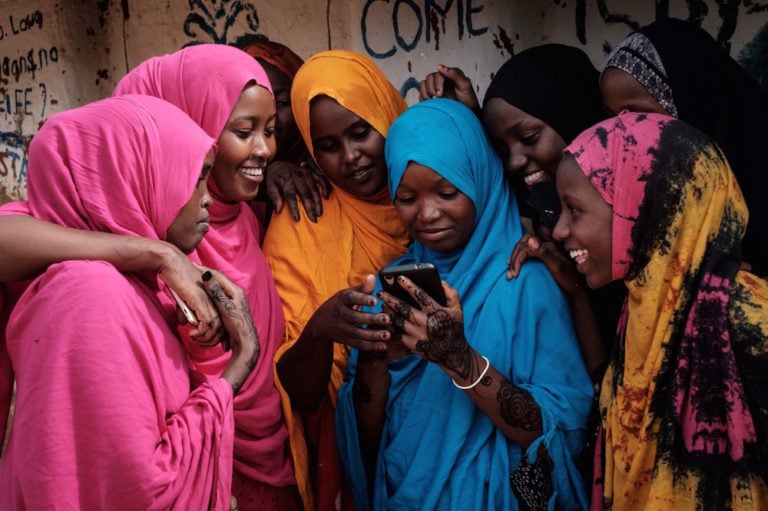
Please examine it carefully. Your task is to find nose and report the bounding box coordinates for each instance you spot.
[201,191,212,209]
[342,140,360,165]
[507,144,527,173]
[552,210,569,241]
[250,133,275,164]
[416,199,441,224]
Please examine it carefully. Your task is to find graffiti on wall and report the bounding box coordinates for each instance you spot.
[359,0,517,98]
[0,8,52,202]
[572,0,768,51]
[184,0,261,45]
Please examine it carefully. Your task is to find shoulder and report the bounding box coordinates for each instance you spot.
[263,194,349,255]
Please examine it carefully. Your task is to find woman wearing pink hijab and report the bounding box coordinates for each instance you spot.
[112,44,299,509]
[0,45,299,509]
[0,94,259,509]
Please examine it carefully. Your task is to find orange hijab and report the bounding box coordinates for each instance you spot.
[262,49,409,510]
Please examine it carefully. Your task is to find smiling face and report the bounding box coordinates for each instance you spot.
[211,83,276,202]
[394,162,476,253]
[309,95,388,200]
[166,149,214,253]
[600,67,670,117]
[552,155,613,288]
[482,97,567,192]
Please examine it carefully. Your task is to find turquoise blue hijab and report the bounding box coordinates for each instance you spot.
[336,99,593,510]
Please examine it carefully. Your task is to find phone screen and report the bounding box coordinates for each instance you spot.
[379,263,446,308]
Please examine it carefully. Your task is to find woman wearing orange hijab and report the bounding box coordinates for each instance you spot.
[262,50,410,511]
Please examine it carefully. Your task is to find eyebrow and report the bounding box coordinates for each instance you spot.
[231,112,277,123]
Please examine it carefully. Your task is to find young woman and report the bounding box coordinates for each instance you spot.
[336,99,593,511]
[113,43,299,510]
[0,94,258,510]
[553,111,768,510]
[601,18,768,275]
[238,38,330,229]
[0,44,299,510]
[262,50,411,511]
[420,44,623,383]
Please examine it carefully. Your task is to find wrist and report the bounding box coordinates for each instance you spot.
[152,239,184,275]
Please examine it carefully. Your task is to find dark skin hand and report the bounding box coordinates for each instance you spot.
[353,276,545,473]
[201,269,260,395]
[507,232,607,379]
[418,64,481,116]
[276,274,392,411]
[264,156,331,222]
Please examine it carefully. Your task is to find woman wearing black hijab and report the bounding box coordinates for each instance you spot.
[602,18,768,276]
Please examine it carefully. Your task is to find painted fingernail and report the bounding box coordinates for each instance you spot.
[202,271,212,282]
[397,275,405,282]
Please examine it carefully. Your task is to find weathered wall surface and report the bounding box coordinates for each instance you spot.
[2,0,767,203]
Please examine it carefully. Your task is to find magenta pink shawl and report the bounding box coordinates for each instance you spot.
[0,95,235,510]
[115,44,294,486]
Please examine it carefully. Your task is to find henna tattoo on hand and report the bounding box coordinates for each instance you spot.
[415,310,474,379]
[496,381,542,432]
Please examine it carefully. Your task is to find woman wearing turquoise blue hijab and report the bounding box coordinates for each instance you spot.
[336,99,593,510]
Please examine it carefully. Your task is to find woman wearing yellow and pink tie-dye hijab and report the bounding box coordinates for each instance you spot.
[553,111,768,510]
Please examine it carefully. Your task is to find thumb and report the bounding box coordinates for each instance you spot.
[527,236,541,253]
[442,281,460,307]
[359,273,377,295]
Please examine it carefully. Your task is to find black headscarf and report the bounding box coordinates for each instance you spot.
[483,44,623,377]
[483,43,605,143]
[608,18,768,275]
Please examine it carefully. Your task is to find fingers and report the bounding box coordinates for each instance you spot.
[507,234,535,279]
[201,270,256,353]
[264,173,284,214]
[418,69,446,100]
[297,179,322,222]
[442,281,461,308]
[438,64,469,90]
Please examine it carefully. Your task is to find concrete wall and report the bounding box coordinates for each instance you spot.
[2,0,768,203]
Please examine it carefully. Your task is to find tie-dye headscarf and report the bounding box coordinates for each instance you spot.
[566,111,768,510]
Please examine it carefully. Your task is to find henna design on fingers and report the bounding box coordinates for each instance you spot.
[388,300,412,342]
[497,381,542,431]
[414,287,433,308]
[240,296,257,336]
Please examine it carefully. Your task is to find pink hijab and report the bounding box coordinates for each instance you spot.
[0,95,235,509]
[115,44,294,486]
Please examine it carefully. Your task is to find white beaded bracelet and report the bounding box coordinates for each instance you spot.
[452,355,490,390]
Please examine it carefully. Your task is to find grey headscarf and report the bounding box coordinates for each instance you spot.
[604,32,678,116]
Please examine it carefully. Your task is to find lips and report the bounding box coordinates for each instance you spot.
[239,167,264,182]
[348,166,373,182]
[569,248,589,266]
[416,227,451,242]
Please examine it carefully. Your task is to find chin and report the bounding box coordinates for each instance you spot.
[585,272,612,289]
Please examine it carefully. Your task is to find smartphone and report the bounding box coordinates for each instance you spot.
[167,287,199,326]
[379,263,447,308]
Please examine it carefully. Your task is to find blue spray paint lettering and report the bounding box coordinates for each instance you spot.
[362,0,488,59]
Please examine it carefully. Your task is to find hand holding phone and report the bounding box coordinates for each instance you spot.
[168,287,199,326]
[379,263,446,309]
